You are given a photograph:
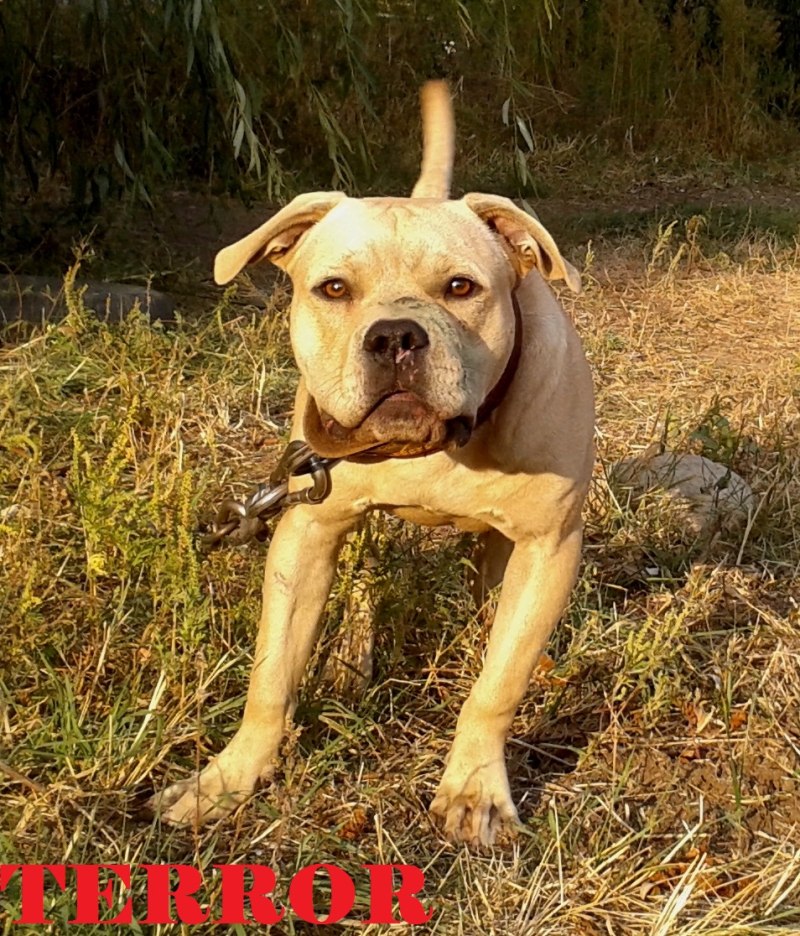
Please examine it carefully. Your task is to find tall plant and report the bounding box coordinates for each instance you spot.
[0,0,796,213]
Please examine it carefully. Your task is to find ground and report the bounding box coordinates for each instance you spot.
[1,174,799,933]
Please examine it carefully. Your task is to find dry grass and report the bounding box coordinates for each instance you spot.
[1,217,799,933]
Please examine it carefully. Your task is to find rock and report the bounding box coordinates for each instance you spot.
[610,451,754,537]
[0,275,175,327]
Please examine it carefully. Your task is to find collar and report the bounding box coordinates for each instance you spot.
[474,292,523,430]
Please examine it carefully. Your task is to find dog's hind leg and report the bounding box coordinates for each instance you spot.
[470,528,514,611]
[320,526,377,698]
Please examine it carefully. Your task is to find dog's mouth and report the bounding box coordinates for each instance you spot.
[303,390,473,460]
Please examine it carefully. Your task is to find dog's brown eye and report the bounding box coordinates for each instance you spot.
[319,279,349,300]
[447,277,476,298]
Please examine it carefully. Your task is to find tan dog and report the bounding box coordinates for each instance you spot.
[152,82,594,847]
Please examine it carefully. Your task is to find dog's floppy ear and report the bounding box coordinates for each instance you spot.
[464,193,581,293]
[214,192,346,284]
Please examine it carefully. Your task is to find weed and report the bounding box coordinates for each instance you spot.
[1,220,799,932]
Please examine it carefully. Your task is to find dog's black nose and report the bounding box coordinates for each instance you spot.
[363,318,429,361]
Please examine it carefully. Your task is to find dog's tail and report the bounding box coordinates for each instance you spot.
[411,80,454,200]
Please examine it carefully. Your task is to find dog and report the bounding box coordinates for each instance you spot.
[151,81,594,847]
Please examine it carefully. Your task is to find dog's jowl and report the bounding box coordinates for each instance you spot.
[150,81,594,847]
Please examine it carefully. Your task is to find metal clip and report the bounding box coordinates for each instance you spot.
[197,441,337,550]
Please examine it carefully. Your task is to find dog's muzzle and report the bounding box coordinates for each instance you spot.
[303,295,523,461]
[303,313,470,459]
[304,392,473,460]
[360,316,432,405]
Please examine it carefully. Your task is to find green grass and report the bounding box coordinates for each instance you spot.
[550,204,800,255]
[1,219,800,933]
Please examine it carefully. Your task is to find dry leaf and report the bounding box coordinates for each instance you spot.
[340,806,368,841]
[729,708,748,731]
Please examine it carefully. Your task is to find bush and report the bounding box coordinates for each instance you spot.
[0,0,797,209]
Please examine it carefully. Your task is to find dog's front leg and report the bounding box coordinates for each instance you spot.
[431,520,583,847]
[152,503,356,826]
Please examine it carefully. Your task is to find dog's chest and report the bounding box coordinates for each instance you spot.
[388,505,491,532]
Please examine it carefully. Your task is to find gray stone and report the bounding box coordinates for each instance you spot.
[610,451,754,537]
[0,275,175,328]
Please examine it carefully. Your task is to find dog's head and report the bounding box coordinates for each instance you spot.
[214,88,579,458]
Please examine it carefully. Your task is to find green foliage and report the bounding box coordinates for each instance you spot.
[689,400,742,465]
[0,0,798,212]
[0,275,294,672]
[1,228,800,931]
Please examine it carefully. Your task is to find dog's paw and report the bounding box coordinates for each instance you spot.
[430,757,519,847]
[147,757,261,827]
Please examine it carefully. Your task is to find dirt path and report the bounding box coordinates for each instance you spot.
[143,180,800,280]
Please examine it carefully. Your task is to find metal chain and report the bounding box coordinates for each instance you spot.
[198,441,338,550]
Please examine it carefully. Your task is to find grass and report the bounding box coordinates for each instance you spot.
[1,210,799,933]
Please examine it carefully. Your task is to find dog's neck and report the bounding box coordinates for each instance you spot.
[473,293,523,431]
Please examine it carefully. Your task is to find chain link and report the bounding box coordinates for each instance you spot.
[198,441,338,550]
